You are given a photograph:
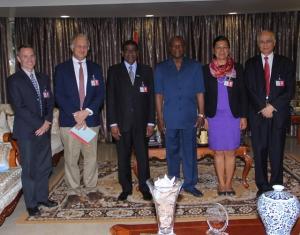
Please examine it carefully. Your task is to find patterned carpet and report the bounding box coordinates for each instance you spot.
[21,153,300,223]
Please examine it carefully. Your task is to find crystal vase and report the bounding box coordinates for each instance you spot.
[146,176,183,235]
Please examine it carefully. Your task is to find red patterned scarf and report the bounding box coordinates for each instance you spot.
[209,57,236,78]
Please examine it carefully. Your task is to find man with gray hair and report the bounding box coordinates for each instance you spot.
[54,34,105,194]
[244,30,295,197]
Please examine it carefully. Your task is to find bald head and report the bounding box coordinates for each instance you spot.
[257,30,276,56]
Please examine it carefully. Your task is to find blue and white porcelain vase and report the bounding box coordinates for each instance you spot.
[257,185,300,235]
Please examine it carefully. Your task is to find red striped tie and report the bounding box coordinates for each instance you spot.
[264,56,270,98]
[78,62,85,108]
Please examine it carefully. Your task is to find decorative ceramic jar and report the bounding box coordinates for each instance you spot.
[257,185,300,235]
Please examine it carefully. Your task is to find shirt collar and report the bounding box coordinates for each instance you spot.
[261,52,274,61]
[72,56,86,64]
[124,61,137,71]
[22,68,35,77]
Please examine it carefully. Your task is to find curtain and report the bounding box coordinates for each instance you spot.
[13,12,300,139]
[0,18,9,104]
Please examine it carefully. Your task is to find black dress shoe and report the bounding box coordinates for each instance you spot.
[142,191,152,201]
[217,191,227,196]
[38,199,58,208]
[27,207,41,216]
[226,190,236,196]
[184,188,203,197]
[118,192,132,201]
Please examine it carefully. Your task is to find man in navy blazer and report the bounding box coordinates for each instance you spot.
[54,34,105,194]
[8,45,57,216]
[245,30,295,197]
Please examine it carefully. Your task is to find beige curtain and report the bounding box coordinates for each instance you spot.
[0,18,9,104]
[12,12,300,139]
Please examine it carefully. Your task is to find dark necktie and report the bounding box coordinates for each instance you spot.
[264,56,270,98]
[129,65,135,85]
[78,62,85,108]
[30,73,42,116]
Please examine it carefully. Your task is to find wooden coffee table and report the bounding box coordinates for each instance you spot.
[110,218,300,235]
[133,146,252,188]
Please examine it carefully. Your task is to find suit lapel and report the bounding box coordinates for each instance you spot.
[134,64,141,87]
[19,69,37,95]
[68,60,80,103]
[270,54,280,83]
[121,62,132,86]
[255,55,266,93]
[85,61,93,104]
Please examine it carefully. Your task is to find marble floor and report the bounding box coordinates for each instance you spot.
[0,137,299,235]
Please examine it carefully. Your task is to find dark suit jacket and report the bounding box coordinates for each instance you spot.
[54,59,105,127]
[244,54,295,128]
[106,62,155,132]
[7,69,54,140]
[203,63,247,118]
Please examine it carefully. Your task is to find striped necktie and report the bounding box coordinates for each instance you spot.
[29,73,42,116]
[78,62,85,108]
[129,65,135,85]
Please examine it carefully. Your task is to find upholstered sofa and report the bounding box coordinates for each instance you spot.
[0,104,64,225]
[0,132,22,225]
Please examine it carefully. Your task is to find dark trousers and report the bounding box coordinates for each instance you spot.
[18,134,52,208]
[165,128,198,190]
[250,118,286,191]
[116,127,150,193]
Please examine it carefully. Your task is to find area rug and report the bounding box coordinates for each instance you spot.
[18,153,300,223]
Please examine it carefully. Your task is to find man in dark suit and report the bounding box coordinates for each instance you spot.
[54,34,105,194]
[7,45,57,216]
[106,40,155,201]
[244,30,295,197]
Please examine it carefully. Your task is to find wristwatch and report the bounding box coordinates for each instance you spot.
[198,114,205,119]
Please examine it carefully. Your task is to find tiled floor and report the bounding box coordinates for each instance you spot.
[1,138,299,235]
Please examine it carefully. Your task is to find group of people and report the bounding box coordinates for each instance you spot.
[7,30,295,217]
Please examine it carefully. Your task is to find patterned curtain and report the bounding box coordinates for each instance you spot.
[12,12,300,139]
[0,18,9,104]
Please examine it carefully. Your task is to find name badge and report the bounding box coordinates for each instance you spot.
[139,82,148,93]
[43,89,50,98]
[91,75,99,86]
[276,80,285,87]
[224,80,233,87]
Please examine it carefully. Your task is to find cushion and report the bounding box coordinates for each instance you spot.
[0,167,22,214]
[6,115,14,132]
[0,112,10,142]
[51,108,60,135]
[0,144,11,172]
[51,134,64,156]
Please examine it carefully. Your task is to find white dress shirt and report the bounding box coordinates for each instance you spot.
[261,52,274,78]
[72,56,88,95]
[72,56,93,115]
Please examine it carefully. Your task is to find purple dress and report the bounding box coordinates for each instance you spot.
[208,77,240,150]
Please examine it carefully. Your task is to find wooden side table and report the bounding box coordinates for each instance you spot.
[133,145,252,188]
[291,115,300,144]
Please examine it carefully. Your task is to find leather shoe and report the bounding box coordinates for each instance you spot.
[27,207,41,216]
[118,191,132,201]
[142,191,152,201]
[217,191,226,196]
[226,190,236,196]
[184,188,203,197]
[38,199,58,208]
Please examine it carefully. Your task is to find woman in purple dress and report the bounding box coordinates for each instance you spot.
[203,36,247,196]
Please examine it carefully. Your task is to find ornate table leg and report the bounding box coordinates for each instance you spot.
[235,146,253,188]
